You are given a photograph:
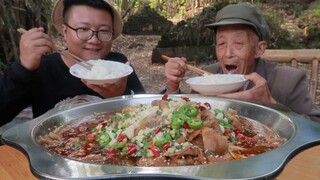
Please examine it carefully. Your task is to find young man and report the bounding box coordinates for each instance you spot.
[0,0,145,123]
[164,3,320,122]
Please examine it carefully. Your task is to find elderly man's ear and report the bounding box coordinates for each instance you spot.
[255,41,268,58]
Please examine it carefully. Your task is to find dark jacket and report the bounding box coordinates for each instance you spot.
[0,52,145,124]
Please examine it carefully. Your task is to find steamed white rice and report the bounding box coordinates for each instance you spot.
[78,60,124,79]
[192,74,244,85]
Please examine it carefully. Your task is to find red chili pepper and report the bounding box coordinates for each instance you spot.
[154,127,162,134]
[196,104,206,111]
[182,122,190,129]
[224,129,233,135]
[74,150,90,158]
[117,133,127,142]
[105,148,119,162]
[86,133,96,139]
[233,128,242,135]
[149,144,160,157]
[105,155,120,163]
[236,133,246,142]
[82,142,91,149]
[127,144,137,155]
[245,138,256,146]
[181,96,190,102]
[162,142,171,152]
[78,125,87,132]
[162,93,168,100]
[59,149,73,156]
[95,120,103,125]
[62,131,77,138]
[105,148,118,156]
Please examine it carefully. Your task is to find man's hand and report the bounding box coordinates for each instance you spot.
[19,27,54,71]
[164,57,187,92]
[219,72,277,104]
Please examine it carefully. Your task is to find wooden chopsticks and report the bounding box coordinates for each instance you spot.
[161,55,212,75]
[17,28,92,70]
[57,49,92,70]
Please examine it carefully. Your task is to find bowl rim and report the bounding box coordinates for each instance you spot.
[185,74,247,86]
[69,60,133,81]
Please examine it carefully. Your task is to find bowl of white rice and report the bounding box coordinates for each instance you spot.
[186,74,248,95]
[69,60,133,85]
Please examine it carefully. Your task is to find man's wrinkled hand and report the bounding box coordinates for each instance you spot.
[164,57,187,92]
[219,72,277,104]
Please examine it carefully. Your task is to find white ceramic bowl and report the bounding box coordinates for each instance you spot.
[69,60,133,85]
[186,74,248,95]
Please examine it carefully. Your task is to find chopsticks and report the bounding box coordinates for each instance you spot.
[58,49,92,70]
[17,28,92,70]
[161,55,212,75]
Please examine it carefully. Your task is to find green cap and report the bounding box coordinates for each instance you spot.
[205,3,270,41]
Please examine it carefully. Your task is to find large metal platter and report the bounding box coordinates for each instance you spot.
[2,94,320,180]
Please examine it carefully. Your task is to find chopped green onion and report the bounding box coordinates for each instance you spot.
[123,113,131,119]
[187,118,203,129]
[113,141,127,149]
[111,114,123,121]
[166,147,175,154]
[156,110,162,115]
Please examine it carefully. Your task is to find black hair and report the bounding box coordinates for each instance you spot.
[63,0,114,24]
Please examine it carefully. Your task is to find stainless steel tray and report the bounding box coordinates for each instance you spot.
[2,94,320,180]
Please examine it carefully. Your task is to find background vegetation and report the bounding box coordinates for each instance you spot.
[0,0,53,71]
[1,0,320,72]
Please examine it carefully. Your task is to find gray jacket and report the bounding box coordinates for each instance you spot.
[203,58,320,123]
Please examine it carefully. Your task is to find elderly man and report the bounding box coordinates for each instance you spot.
[164,3,320,122]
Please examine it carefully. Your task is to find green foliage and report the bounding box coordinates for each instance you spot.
[157,2,228,48]
[313,7,320,16]
[156,2,228,63]
[0,0,53,73]
[175,6,186,19]
[148,0,219,19]
[297,12,320,49]
[263,11,302,49]
[123,5,173,35]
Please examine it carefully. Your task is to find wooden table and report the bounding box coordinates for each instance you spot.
[0,145,319,180]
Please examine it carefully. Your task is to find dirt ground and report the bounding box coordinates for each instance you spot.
[112,34,194,94]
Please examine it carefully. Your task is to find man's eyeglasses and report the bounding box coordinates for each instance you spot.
[64,23,113,42]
